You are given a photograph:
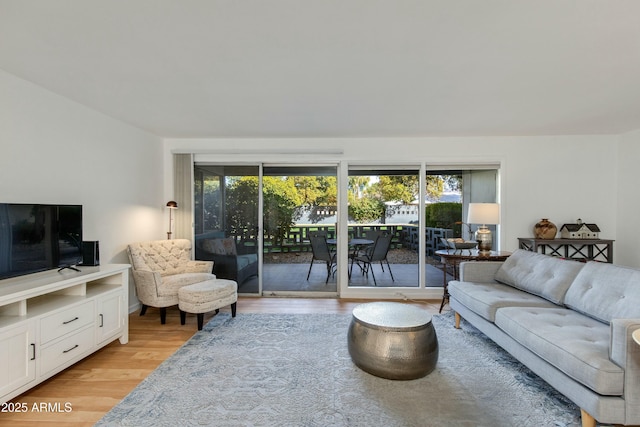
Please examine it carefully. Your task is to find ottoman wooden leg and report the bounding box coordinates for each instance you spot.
[197,313,204,331]
[180,310,186,325]
[231,302,237,317]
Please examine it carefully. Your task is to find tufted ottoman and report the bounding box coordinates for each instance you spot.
[178,279,238,330]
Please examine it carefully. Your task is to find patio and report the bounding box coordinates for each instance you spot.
[236,250,452,293]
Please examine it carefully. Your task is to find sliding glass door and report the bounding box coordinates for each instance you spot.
[347,167,420,288]
[193,165,260,294]
[261,166,338,295]
[192,160,499,298]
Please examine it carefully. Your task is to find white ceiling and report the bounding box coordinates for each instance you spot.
[1,0,640,138]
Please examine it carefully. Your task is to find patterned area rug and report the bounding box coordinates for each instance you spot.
[96,311,583,427]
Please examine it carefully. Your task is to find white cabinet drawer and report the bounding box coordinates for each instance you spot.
[39,326,94,376]
[40,301,94,344]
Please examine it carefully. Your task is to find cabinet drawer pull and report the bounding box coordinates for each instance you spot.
[63,344,79,354]
[31,343,36,361]
[99,313,104,328]
[62,317,79,325]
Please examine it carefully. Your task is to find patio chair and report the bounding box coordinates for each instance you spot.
[354,229,382,257]
[307,233,337,284]
[353,231,395,286]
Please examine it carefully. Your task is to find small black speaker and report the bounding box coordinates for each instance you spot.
[82,241,100,266]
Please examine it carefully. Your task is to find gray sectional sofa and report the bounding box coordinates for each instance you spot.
[448,249,640,427]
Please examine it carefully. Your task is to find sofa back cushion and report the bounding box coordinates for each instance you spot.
[127,239,194,276]
[201,238,237,256]
[494,250,584,304]
[564,261,640,324]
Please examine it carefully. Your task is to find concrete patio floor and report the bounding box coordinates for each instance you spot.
[237,261,452,294]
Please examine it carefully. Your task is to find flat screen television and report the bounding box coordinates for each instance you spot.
[0,203,83,280]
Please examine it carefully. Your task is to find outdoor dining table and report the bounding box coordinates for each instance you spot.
[326,238,374,253]
[326,238,374,277]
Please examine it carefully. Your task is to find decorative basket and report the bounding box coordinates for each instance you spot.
[440,238,477,250]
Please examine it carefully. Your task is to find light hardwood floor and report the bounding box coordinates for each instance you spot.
[1,297,444,427]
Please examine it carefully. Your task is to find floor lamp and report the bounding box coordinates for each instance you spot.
[166,201,178,239]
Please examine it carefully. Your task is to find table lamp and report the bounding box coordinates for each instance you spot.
[467,203,500,253]
[166,201,178,239]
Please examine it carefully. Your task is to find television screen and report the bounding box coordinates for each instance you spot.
[56,205,83,268]
[0,203,83,280]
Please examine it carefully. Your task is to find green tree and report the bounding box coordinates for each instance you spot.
[264,177,304,244]
[349,197,385,223]
[226,176,304,244]
[224,177,259,239]
[426,176,445,201]
[349,175,421,223]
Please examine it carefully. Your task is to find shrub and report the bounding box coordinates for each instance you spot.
[425,203,462,233]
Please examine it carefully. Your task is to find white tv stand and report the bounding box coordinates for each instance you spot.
[0,264,130,403]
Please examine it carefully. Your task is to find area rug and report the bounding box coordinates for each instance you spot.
[96,312,585,427]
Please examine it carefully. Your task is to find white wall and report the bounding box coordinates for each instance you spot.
[617,131,640,268]
[0,70,165,308]
[2,66,634,305]
[167,136,628,264]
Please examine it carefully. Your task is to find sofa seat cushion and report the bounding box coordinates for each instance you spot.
[564,261,640,324]
[158,272,217,297]
[495,307,624,396]
[494,250,584,304]
[448,281,557,322]
[237,254,257,270]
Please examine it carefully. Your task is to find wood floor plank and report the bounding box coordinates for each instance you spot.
[0,297,443,426]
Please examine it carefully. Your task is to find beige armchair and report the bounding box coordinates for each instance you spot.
[127,239,216,324]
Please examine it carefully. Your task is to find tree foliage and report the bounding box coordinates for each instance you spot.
[225,176,304,243]
[347,174,455,223]
[208,173,461,239]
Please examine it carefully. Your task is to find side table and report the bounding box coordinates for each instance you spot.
[435,249,512,313]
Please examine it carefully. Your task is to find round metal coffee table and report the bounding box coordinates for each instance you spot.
[347,302,439,380]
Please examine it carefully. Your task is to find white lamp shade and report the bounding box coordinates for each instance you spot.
[467,203,500,225]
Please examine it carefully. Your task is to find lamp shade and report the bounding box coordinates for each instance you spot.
[166,201,178,209]
[467,203,500,225]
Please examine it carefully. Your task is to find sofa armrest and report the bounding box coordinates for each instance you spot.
[184,260,214,273]
[459,261,504,283]
[610,319,640,423]
[237,239,257,255]
[209,254,239,280]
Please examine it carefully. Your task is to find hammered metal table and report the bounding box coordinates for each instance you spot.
[347,302,438,380]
